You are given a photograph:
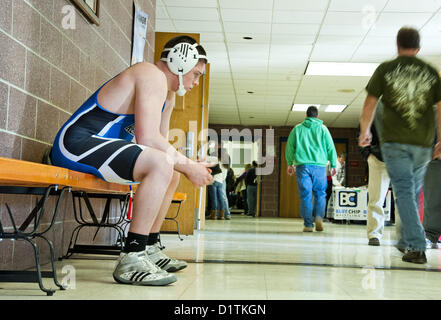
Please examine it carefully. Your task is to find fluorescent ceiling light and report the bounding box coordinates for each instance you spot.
[292,104,320,111]
[325,105,347,112]
[305,62,379,76]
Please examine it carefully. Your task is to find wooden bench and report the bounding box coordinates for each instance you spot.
[0,156,186,295]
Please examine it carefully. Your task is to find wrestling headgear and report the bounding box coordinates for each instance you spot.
[161,42,207,96]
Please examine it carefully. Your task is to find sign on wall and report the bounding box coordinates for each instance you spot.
[131,2,149,66]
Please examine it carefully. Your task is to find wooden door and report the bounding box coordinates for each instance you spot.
[279,140,301,218]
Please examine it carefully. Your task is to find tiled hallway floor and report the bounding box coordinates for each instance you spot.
[1,215,441,300]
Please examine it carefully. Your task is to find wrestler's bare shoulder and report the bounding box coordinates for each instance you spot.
[125,62,166,83]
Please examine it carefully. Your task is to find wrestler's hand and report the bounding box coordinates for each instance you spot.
[183,160,214,188]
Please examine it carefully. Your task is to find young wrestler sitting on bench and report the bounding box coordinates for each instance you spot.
[51,36,213,286]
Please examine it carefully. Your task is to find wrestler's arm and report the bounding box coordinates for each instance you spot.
[131,64,212,187]
[131,64,187,166]
[159,91,175,140]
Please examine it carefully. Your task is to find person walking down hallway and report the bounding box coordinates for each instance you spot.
[423,135,441,249]
[359,27,441,264]
[245,161,258,217]
[207,152,229,220]
[332,153,346,187]
[286,106,337,232]
[358,101,394,247]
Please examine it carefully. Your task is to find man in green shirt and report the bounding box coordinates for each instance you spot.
[286,106,337,232]
[359,27,441,264]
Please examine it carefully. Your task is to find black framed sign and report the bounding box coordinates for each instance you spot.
[71,0,100,25]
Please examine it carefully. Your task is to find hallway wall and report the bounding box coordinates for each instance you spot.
[0,0,156,270]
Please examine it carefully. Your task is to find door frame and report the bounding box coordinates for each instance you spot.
[277,137,288,217]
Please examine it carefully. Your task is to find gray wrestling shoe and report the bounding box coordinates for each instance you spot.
[146,243,188,272]
[113,251,177,286]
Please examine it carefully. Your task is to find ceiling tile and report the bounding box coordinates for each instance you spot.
[161,0,218,7]
[221,9,273,23]
[173,20,223,33]
[273,11,325,24]
[200,32,225,43]
[210,94,237,105]
[234,72,268,80]
[219,0,273,10]
[319,24,370,37]
[166,7,219,21]
[374,12,433,29]
[155,19,176,31]
[383,0,441,12]
[224,22,272,34]
[270,34,316,45]
[328,0,388,12]
[267,73,303,81]
[236,94,267,106]
[271,24,321,35]
[274,0,330,11]
[323,11,373,26]
[310,44,358,61]
[156,6,169,20]
[315,35,363,47]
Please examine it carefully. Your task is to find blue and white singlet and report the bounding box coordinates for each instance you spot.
[51,80,165,184]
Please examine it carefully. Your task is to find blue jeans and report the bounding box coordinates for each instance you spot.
[208,181,226,212]
[222,181,231,217]
[295,165,327,228]
[381,142,431,251]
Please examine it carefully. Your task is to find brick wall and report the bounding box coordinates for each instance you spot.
[209,124,367,218]
[0,0,156,270]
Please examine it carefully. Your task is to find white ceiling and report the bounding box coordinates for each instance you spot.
[156,0,441,128]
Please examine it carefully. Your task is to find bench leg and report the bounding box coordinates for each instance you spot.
[34,234,65,290]
[62,192,130,258]
[61,223,87,259]
[28,238,56,296]
[0,238,55,296]
[165,218,184,241]
[0,186,68,296]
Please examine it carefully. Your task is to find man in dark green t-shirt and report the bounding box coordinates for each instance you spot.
[359,27,441,264]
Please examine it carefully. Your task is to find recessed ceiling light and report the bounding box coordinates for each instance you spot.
[292,104,320,112]
[305,62,379,76]
[324,105,348,112]
[243,36,253,40]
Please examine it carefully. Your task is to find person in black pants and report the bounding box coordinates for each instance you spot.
[245,161,258,217]
[423,135,441,249]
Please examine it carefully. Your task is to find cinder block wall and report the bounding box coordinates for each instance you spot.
[0,0,156,270]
